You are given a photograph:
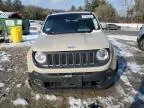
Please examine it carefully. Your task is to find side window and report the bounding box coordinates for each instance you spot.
[93,19,99,29]
[43,19,53,32]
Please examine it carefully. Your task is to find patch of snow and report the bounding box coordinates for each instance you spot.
[35,94,41,101]
[0,31,39,48]
[5,87,10,92]
[16,84,22,88]
[96,96,124,108]
[7,68,13,72]
[0,82,4,88]
[0,51,11,62]
[127,62,141,73]
[127,96,135,103]
[13,98,28,106]
[105,23,142,30]
[68,97,86,108]
[23,32,39,42]
[110,38,133,57]
[67,84,137,107]
[0,65,3,71]
[97,96,113,108]
[120,75,132,87]
[109,38,144,58]
[45,95,57,101]
[121,51,133,57]
[115,85,136,104]
[25,80,31,88]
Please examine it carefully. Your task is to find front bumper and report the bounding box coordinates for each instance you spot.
[29,68,117,89]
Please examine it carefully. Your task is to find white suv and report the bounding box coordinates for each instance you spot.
[27,12,118,91]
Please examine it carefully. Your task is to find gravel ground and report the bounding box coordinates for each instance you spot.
[0,30,144,108]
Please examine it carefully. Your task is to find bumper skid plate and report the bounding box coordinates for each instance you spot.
[29,69,117,89]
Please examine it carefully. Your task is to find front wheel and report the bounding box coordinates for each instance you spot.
[29,75,48,93]
[138,38,144,51]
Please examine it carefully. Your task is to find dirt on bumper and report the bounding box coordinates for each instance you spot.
[29,68,117,91]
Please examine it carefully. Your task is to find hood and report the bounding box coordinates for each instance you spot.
[32,30,110,52]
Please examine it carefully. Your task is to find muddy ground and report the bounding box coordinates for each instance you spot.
[0,31,144,108]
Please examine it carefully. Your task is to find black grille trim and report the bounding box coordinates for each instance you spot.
[33,49,110,69]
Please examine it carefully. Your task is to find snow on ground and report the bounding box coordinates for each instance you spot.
[69,97,85,108]
[16,84,22,88]
[35,94,41,101]
[109,37,144,75]
[12,98,28,106]
[45,95,58,101]
[120,75,132,87]
[116,85,136,104]
[0,31,144,107]
[23,30,39,42]
[109,38,133,57]
[0,82,4,88]
[105,23,143,31]
[107,35,144,106]
[127,62,142,73]
[68,94,132,108]
[0,51,11,62]
[0,31,39,48]
[0,65,3,71]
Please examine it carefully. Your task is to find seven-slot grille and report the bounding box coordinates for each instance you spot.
[34,49,109,68]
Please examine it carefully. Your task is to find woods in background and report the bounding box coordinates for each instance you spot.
[0,0,143,23]
[84,0,117,22]
[0,0,51,20]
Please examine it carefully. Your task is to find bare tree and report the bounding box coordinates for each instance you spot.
[134,0,144,22]
[95,3,117,22]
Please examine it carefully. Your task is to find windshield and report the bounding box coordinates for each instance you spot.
[43,13,100,34]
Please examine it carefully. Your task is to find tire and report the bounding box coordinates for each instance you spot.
[138,38,144,51]
[29,76,48,94]
[95,75,116,89]
[97,61,119,89]
[29,76,66,94]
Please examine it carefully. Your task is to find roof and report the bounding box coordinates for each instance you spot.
[0,12,14,18]
[0,12,22,19]
[50,11,92,16]
[0,11,3,14]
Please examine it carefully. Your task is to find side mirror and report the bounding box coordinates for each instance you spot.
[100,24,107,30]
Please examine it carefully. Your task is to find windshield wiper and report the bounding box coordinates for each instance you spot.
[77,29,94,33]
[44,31,59,35]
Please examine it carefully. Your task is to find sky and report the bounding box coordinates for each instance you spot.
[21,0,134,15]
[22,0,85,10]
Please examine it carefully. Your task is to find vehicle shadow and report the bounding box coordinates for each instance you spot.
[131,79,144,108]
[112,45,128,84]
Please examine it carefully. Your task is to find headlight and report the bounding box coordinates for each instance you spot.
[96,49,109,61]
[34,52,47,64]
